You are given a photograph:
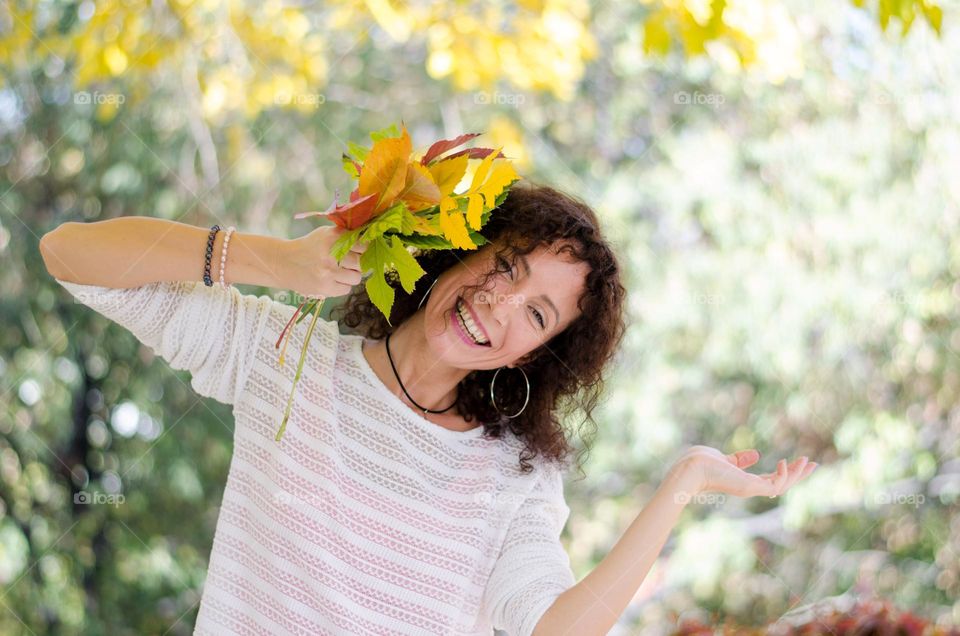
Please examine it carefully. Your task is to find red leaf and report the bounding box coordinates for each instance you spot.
[420,133,482,165]
[294,192,378,229]
[439,147,506,162]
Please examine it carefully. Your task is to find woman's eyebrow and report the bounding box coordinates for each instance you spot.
[518,253,560,326]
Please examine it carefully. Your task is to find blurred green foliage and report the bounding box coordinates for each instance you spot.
[1,0,959,634]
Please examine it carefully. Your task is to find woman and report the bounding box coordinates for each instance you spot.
[40,181,815,635]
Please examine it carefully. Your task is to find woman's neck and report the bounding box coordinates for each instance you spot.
[361,311,470,420]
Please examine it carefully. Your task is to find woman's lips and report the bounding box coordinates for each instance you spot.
[450,306,488,348]
[459,297,492,343]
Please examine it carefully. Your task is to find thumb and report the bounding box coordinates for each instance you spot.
[727,449,760,469]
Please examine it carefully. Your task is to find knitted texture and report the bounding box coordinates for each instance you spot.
[56,278,576,636]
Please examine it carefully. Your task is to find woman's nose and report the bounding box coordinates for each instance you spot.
[485,284,515,325]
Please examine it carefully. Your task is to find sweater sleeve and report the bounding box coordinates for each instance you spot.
[55,277,280,406]
[482,461,577,636]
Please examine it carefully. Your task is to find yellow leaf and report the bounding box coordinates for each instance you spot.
[427,154,469,196]
[478,161,519,208]
[466,192,485,230]
[469,145,501,192]
[359,124,412,213]
[411,214,442,236]
[438,206,475,249]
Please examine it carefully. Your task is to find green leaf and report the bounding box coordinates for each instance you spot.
[360,236,395,325]
[346,141,369,162]
[360,202,406,241]
[370,123,401,142]
[342,154,359,179]
[395,233,456,250]
[400,207,425,234]
[468,230,488,247]
[331,226,364,262]
[385,235,426,294]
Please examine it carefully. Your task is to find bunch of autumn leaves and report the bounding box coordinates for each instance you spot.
[273,123,520,441]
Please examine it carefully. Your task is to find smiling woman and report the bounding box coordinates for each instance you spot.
[39,179,814,636]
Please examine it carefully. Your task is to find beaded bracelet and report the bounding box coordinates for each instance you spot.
[202,224,220,286]
[219,225,236,288]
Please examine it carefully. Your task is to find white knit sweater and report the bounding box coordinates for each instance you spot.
[56,277,576,636]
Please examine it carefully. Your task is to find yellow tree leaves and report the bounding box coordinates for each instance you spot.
[0,0,946,112]
[639,0,942,83]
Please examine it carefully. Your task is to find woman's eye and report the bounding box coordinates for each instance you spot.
[496,256,513,279]
[531,307,545,328]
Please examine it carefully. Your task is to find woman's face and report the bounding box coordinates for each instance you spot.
[422,240,590,370]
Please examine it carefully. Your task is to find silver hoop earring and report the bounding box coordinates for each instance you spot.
[417,276,440,310]
[490,366,530,419]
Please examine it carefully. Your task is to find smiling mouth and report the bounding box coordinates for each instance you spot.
[455,297,491,346]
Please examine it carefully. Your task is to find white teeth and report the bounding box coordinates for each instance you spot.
[456,299,489,345]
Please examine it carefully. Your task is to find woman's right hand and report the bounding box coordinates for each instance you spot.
[280,225,369,299]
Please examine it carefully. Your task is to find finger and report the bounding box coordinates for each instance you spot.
[339,252,361,272]
[768,459,788,498]
[335,270,363,287]
[350,241,369,254]
[799,461,818,480]
[726,449,760,469]
[781,457,809,492]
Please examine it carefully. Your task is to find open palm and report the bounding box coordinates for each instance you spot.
[673,445,817,499]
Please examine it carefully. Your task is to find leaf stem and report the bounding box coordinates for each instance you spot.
[275,298,325,442]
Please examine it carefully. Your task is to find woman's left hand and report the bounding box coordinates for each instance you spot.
[667,445,817,499]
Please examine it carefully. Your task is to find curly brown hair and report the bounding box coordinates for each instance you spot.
[332,180,628,478]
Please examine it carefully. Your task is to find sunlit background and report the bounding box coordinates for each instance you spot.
[2,0,959,633]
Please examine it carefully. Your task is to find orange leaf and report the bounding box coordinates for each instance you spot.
[359,124,412,213]
[399,162,441,212]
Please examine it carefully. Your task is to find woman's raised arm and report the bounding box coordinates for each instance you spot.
[40,216,368,298]
[39,216,286,289]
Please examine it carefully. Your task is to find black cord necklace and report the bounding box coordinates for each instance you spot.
[385,332,458,414]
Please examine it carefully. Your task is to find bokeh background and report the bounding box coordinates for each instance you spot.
[2,0,960,634]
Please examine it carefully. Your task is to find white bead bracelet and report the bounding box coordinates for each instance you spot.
[219,225,236,289]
